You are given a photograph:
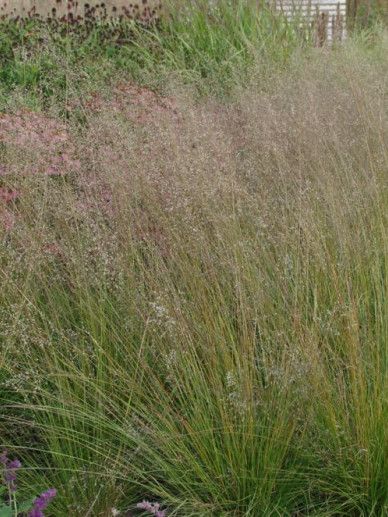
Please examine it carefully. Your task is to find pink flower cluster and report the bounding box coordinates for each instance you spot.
[0,187,19,231]
[0,111,80,177]
[0,110,80,231]
[137,500,166,517]
[81,82,179,127]
[0,188,20,203]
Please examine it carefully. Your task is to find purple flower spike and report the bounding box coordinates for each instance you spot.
[29,488,57,517]
[1,452,22,492]
[8,459,22,470]
[29,509,44,517]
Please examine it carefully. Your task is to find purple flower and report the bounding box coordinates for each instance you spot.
[137,501,154,512]
[137,500,166,517]
[29,509,44,517]
[29,488,57,517]
[8,459,21,468]
[0,451,22,492]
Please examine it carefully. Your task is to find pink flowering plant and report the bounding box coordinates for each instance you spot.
[0,451,56,517]
[136,500,166,517]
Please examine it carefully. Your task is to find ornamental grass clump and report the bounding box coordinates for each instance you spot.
[0,32,387,516]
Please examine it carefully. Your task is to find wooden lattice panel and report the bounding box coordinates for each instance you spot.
[274,0,347,44]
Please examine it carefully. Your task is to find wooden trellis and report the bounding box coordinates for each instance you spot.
[273,0,347,44]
